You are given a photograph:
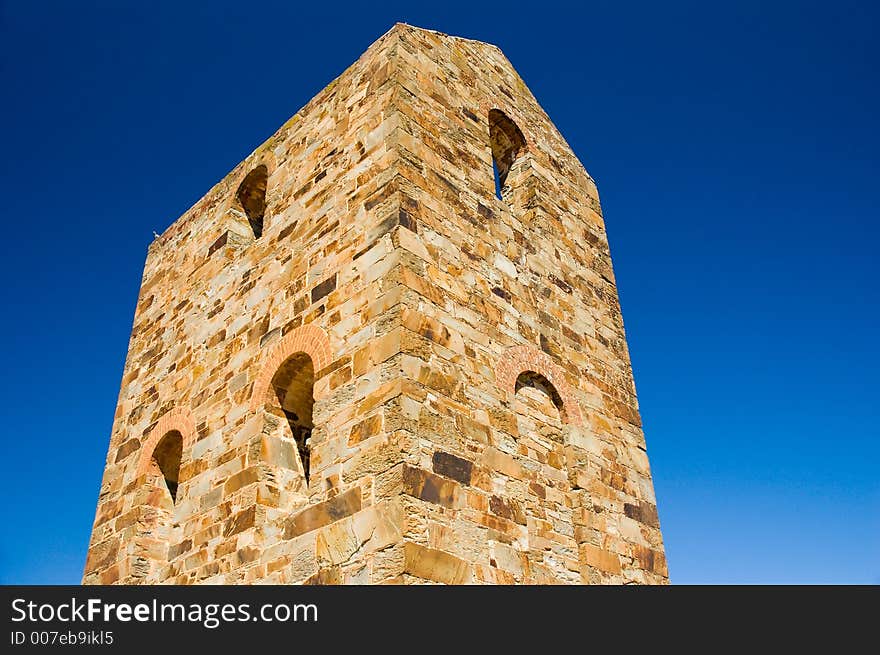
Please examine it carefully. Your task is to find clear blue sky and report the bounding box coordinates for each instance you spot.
[1,1,877,584]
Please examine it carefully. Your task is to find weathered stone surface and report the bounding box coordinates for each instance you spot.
[85,539,119,573]
[402,465,457,509]
[403,542,474,584]
[223,467,260,495]
[347,413,383,446]
[283,488,362,539]
[83,23,666,586]
[223,506,255,538]
[489,495,526,525]
[580,544,622,575]
[624,500,661,529]
[115,439,140,463]
[261,436,298,470]
[631,544,668,576]
[431,451,473,485]
[316,519,359,566]
[303,567,342,585]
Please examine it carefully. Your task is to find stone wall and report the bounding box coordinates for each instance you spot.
[83,23,667,585]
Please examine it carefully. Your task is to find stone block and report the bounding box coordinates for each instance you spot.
[283,487,362,539]
[403,542,474,584]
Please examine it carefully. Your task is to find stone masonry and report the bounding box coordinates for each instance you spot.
[83,23,668,585]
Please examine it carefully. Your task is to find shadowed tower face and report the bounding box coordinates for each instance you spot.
[83,23,667,585]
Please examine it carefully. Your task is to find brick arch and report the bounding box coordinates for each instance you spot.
[494,345,584,426]
[249,324,333,411]
[137,408,197,476]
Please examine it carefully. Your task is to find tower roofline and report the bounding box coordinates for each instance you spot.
[387,21,505,50]
[149,23,524,252]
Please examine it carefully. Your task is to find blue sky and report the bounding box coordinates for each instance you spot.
[1,1,877,584]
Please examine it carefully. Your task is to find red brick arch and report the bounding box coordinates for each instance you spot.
[137,408,197,476]
[494,345,584,426]
[249,324,333,411]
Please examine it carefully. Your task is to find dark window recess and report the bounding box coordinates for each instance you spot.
[515,370,564,414]
[270,353,316,483]
[235,165,268,239]
[151,431,183,504]
[492,158,503,200]
[488,109,526,201]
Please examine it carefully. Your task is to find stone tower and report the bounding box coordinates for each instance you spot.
[83,24,667,585]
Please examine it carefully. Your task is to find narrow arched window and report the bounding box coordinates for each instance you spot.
[514,371,565,445]
[235,165,268,239]
[269,352,315,483]
[150,430,183,504]
[489,109,526,202]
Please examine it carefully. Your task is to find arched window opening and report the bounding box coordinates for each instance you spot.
[489,109,526,201]
[514,371,565,444]
[235,165,268,239]
[270,352,315,483]
[150,430,183,504]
